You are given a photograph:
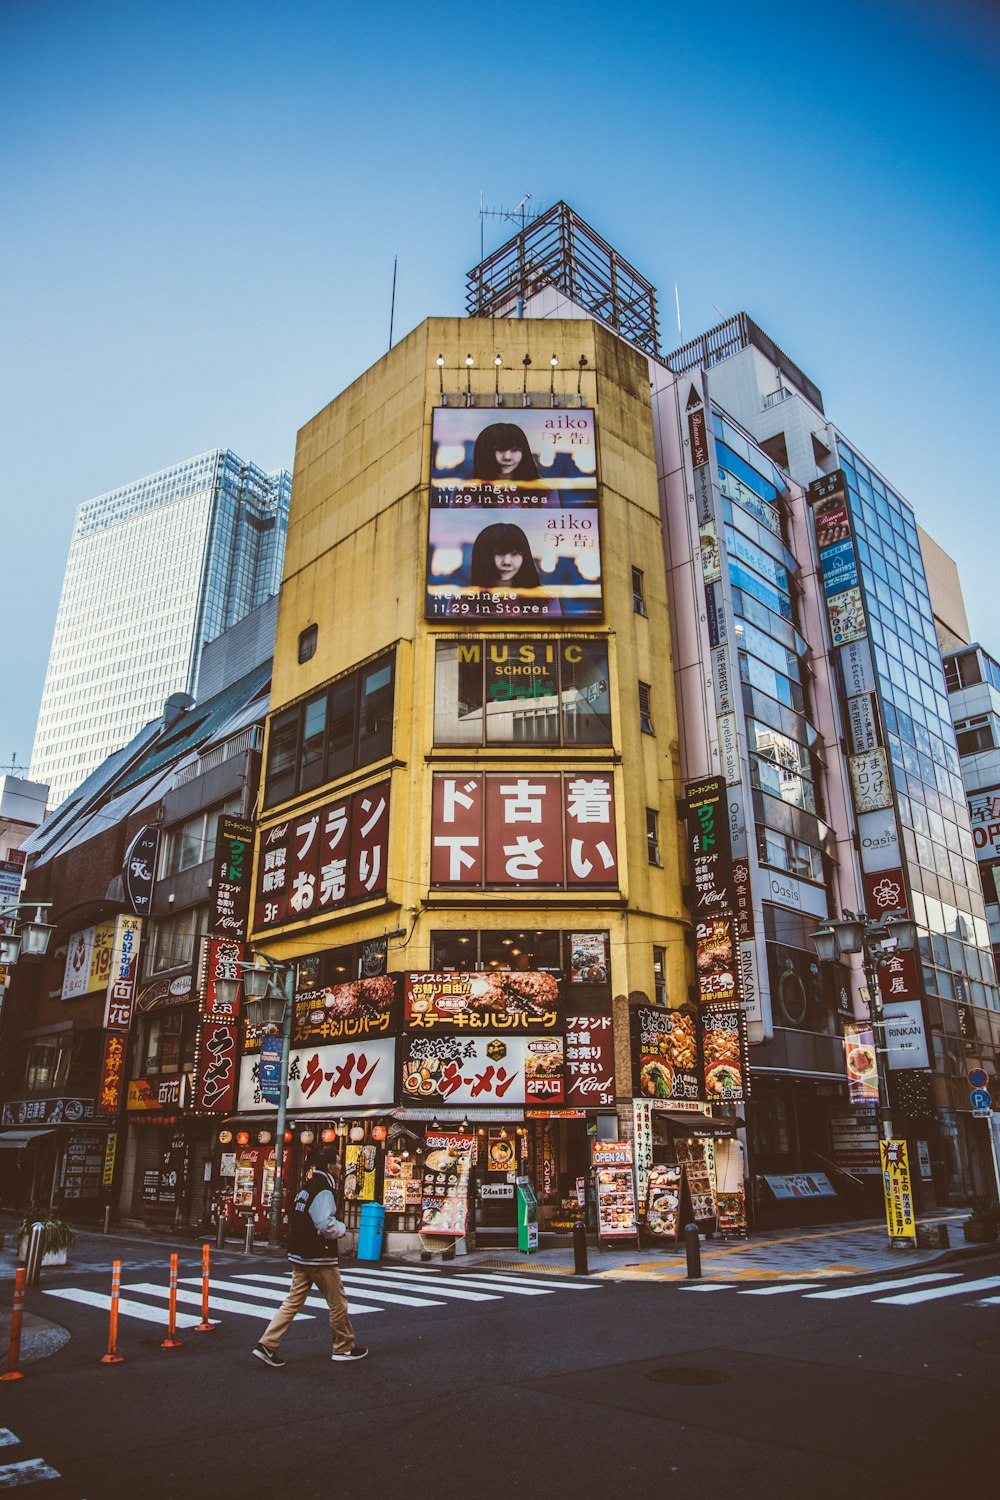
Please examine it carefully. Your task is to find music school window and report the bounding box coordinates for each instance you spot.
[264,651,395,807]
[434,639,611,747]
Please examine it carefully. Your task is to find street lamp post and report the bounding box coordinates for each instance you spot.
[0,903,56,969]
[811,908,917,1143]
[215,952,295,1246]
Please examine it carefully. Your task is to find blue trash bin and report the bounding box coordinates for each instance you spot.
[357,1201,385,1262]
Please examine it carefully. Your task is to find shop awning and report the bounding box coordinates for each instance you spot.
[0,1129,59,1149]
[653,1112,741,1136]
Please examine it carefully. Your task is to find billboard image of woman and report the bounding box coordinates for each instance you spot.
[428,407,603,621]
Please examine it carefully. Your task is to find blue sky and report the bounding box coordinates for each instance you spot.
[3,0,999,770]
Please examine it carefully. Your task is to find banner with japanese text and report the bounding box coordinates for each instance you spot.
[237,1037,397,1113]
[103,915,143,1030]
[564,1013,615,1106]
[401,1034,561,1107]
[405,971,560,1031]
[880,1138,916,1241]
[431,772,617,888]
[254,780,390,930]
[192,936,245,1113]
[631,1006,700,1102]
[211,815,254,937]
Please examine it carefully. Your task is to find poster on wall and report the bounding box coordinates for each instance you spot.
[849,748,893,815]
[631,1006,699,1101]
[564,1013,615,1107]
[826,587,868,647]
[427,407,602,621]
[695,916,739,1006]
[700,1005,751,1102]
[644,1164,682,1243]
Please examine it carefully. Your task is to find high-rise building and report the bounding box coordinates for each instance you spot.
[30,449,290,811]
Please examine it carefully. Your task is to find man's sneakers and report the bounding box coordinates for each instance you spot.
[331,1345,369,1362]
[252,1344,286,1368]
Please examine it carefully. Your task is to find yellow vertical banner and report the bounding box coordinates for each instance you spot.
[880,1138,916,1241]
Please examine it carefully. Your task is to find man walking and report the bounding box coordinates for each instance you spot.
[252,1142,368,1367]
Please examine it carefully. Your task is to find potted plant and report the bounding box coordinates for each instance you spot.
[15,1212,79,1266]
[962,1197,1000,1244]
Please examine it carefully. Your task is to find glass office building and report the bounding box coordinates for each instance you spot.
[31,450,290,810]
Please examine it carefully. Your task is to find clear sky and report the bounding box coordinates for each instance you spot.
[4,0,999,773]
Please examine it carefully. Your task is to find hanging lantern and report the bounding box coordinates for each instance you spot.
[349,1124,365,1143]
[218,1129,233,1145]
[284,1130,293,1144]
[299,1129,315,1145]
[371,1124,387,1142]
[321,1128,337,1143]
[257,1130,272,1145]
[236,1131,250,1146]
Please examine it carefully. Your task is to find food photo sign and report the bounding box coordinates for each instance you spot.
[630,1006,700,1101]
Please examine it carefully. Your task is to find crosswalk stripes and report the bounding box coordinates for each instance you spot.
[0,1432,62,1492]
[676,1270,1000,1307]
[42,1263,598,1329]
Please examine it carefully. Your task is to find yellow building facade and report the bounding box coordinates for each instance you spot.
[246,316,691,1241]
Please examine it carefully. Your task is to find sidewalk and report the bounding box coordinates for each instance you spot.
[434,1210,994,1281]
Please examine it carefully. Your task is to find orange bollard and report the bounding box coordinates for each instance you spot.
[161,1252,184,1349]
[100,1259,125,1364]
[194,1241,217,1332]
[1,1268,26,1381]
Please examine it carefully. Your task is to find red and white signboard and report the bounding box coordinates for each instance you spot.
[431,772,618,888]
[254,781,391,929]
[564,1014,615,1107]
[238,1037,397,1112]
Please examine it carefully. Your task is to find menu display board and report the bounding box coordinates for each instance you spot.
[675,1138,717,1225]
[401,1035,561,1107]
[716,1193,748,1239]
[419,1132,474,1237]
[644,1164,682,1243]
[592,1140,637,1239]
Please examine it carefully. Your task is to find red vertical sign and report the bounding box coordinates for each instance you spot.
[485,774,563,885]
[431,775,483,885]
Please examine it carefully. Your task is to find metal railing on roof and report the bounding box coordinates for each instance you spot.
[171,724,263,788]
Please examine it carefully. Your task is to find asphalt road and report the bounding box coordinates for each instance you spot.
[3,1246,999,1500]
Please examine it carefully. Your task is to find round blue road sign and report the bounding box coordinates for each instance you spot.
[969,1087,992,1110]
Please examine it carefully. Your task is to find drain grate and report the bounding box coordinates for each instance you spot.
[644,1367,729,1386]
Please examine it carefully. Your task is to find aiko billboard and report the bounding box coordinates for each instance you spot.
[426,407,603,621]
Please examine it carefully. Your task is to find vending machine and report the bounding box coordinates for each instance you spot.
[516,1177,538,1253]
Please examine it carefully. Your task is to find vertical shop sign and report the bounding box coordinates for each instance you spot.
[123,826,160,916]
[564,1014,615,1106]
[102,1132,118,1188]
[103,916,142,1030]
[631,1100,654,1209]
[96,1033,127,1118]
[684,778,733,920]
[844,1023,879,1104]
[193,937,243,1113]
[211,815,254,936]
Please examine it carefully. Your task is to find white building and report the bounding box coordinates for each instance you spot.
[30,450,290,811]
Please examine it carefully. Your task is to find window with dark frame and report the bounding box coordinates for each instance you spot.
[433,639,612,748]
[652,946,667,1007]
[646,808,660,865]
[632,567,646,615]
[638,681,654,735]
[429,929,611,985]
[298,624,318,664]
[263,651,395,808]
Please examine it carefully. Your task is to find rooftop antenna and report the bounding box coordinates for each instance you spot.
[388,255,398,351]
[0,752,22,775]
[675,284,682,339]
[478,194,535,316]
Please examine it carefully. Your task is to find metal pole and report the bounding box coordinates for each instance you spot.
[24,1221,46,1288]
[684,1223,702,1280]
[268,967,295,1247]
[572,1220,589,1276]
[863,945,894,1143]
